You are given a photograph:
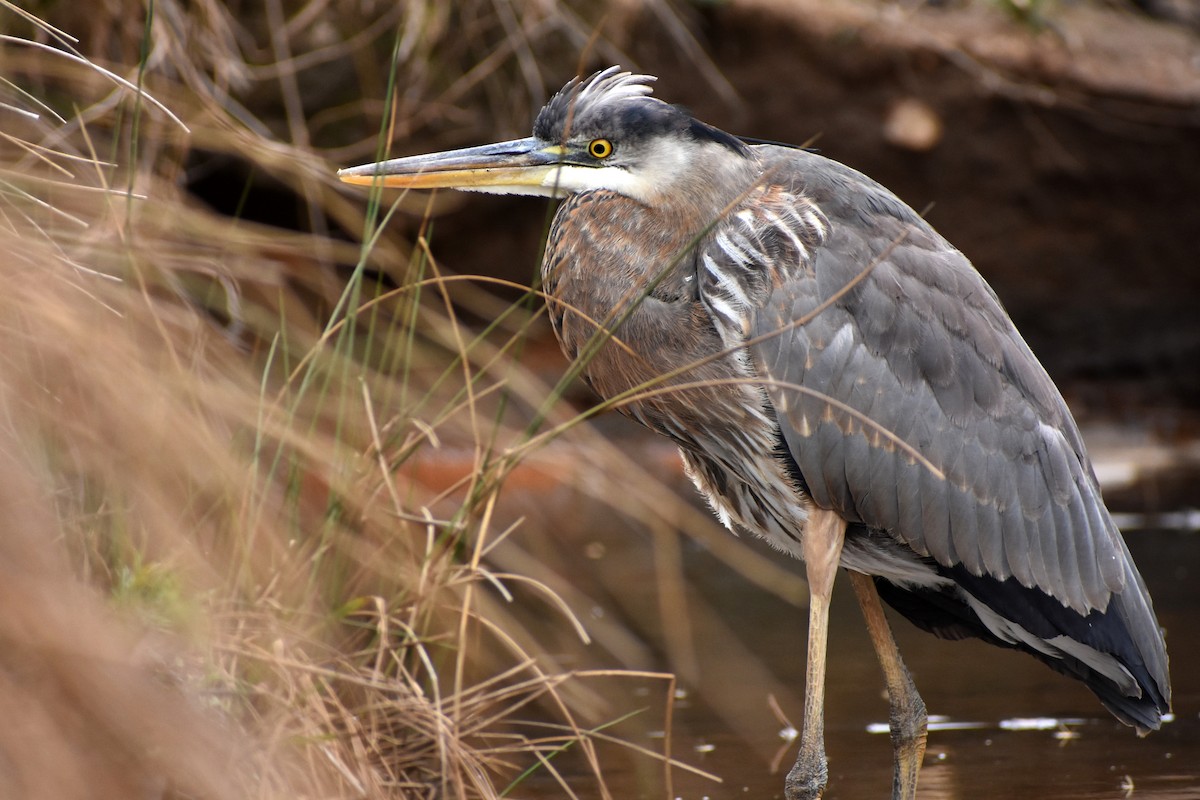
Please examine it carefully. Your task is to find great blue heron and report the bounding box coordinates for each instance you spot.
[339,67,1171,800]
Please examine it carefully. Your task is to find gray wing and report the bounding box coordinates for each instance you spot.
[736,150,1126,615]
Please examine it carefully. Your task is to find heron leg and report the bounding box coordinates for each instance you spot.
[848,570,927,800]
[785,507,847,800]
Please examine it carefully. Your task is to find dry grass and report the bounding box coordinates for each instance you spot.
[0,2,749,797]
[13,0,1158,796]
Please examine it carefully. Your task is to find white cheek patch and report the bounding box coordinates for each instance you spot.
[453,162,658,200]
[538,138,697,203]
[539,164,649,200]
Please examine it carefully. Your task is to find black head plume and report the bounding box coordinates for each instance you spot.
[533,67,748,156]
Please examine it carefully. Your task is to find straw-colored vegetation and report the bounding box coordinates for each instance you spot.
[0,2,745,797]
[6,0,1188,797]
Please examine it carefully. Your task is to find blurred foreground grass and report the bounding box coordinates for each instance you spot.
[0,1,725,797]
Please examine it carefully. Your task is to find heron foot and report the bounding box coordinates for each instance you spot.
[783,753,827,800]
[889,689,927,800]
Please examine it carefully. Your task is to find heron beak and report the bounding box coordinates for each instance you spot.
[337,137,571,194]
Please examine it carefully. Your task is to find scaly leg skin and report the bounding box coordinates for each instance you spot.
[849,570,928,800]
[785,507,847,800]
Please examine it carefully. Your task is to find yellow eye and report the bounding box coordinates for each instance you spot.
[588,138,614,159]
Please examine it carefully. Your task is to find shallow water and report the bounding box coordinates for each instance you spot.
[649,528,1199,800]
[506,468,1199,799]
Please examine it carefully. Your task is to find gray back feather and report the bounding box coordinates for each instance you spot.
[720,147,1130,616]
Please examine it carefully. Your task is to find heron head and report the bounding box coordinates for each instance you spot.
[337,67,751,204]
